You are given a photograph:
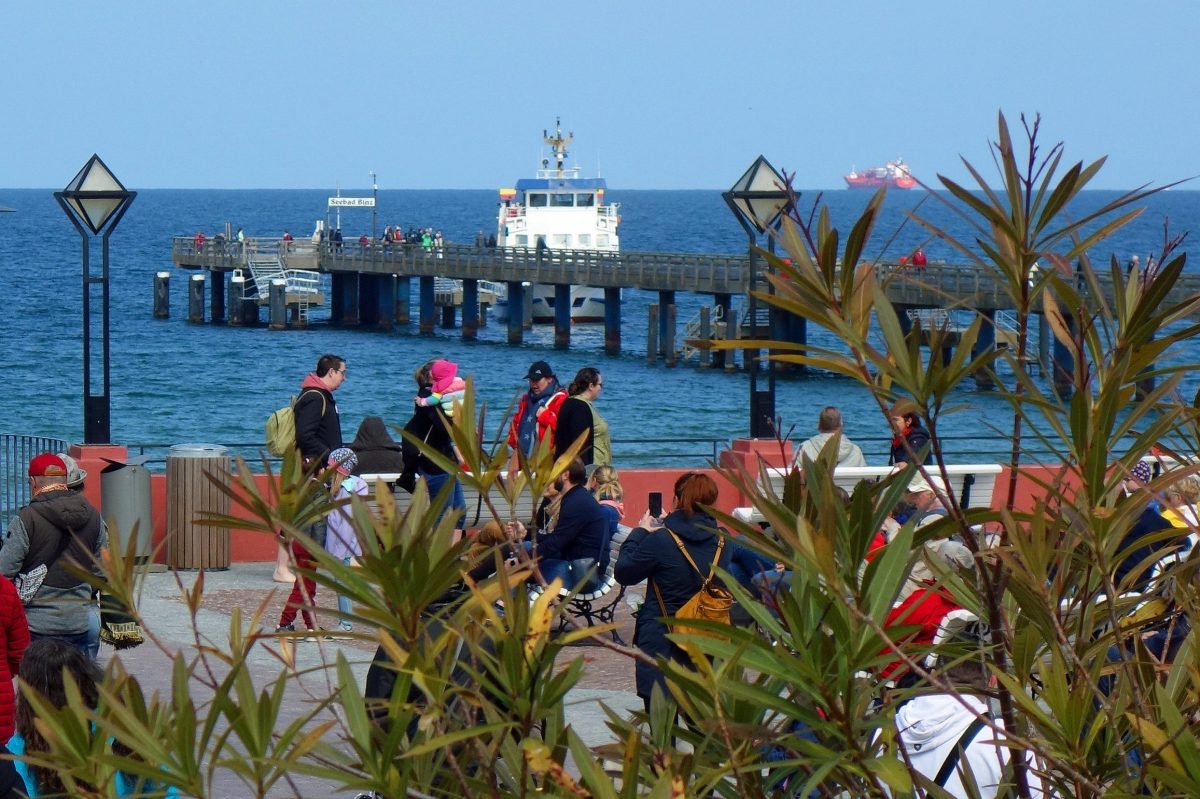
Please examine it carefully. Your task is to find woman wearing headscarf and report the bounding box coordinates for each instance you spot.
[554,367,610,466]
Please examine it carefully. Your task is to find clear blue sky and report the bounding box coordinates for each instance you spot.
[3,1,1197,191]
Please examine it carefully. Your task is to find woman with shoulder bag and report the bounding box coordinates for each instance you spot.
[614,472,731,710]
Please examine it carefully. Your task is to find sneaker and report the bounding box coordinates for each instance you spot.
[274,624,295,633]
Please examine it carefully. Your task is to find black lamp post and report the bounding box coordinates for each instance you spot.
[55,154,136,444]
[723,155,790,439]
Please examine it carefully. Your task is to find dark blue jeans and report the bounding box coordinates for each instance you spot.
[32,629,92,659]
[422,470,466,527]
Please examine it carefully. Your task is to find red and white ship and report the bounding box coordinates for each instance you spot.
[844,158,917,190]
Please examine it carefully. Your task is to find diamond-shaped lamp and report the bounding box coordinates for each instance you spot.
[60,154,132,235]
[723,155,790,235]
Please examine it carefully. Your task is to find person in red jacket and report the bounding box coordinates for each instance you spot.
[508,360,567,457]
[0,576,30,741]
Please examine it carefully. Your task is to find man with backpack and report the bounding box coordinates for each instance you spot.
[295,354,346,466]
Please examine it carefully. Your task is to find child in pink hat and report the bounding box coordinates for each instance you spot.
[415,359,467,417]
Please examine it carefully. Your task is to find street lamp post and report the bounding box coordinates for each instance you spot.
[370,170,378,241]
[723,155,791,439]
[55,154,136,444]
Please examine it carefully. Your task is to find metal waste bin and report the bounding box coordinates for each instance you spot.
[166,444,231,570]
[100,457,153,561]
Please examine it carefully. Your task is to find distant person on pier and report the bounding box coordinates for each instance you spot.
[509,360,567,458]
[294,354,346,467]
[475,230,486,248]
[236,226,245,252]
[912,247,927,267]
[358,233,369,252]
[193,230,206,252]
[0,454,103,657]
[555,367,610,466]
[486,233,497,247]
[282,230,293,252]
[888,399,932,465]
[332,228,344,250]
[796,406,866,468]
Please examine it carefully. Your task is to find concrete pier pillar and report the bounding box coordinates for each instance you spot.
[554,284,571,349]
[419,276,436,334]
[647,305,659,365]
[698,306,711,369]
[210,270,226,324]
[153,272,169,319]
[340,272,360,326]
[507,281,525,345]
[658,291,675,362]
[330,274,344,325]
[664,302,677,367]
[269,280,287,329]
[396,276,411,325]
[377,275,395,330]
[523,284,534,329]
[462,279,479,340]
[972,309,996,389]
[604,287,621,355]
[228,276,246,326]
[713,293,732,369]
[358,274,379,327]
[188,274,205,323]
[441,304,456,329]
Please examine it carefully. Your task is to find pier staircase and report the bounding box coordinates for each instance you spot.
[240,248,324,319]
[679,305,732,362]
[994,310,1041,374]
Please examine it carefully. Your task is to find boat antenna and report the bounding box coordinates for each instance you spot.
[543,117,573,178]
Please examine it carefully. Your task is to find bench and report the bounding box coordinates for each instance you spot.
[530,524,633,644]
[359,472,540,528]
[732,463,1004,524]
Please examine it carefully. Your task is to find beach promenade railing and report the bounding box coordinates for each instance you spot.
[0,434,69,518]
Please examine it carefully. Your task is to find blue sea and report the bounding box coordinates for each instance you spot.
[2,187,1197,466]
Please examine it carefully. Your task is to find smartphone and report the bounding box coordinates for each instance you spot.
[648,491,663,518]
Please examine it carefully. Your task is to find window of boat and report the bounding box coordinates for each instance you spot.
[596,234,610,247]
[551,234,571,247]
[515,234,529,246]
[572,296,587,307]
[550,193,574,208]
[528,193,548,207]
[576,193,594,207]
[577,234,591,246]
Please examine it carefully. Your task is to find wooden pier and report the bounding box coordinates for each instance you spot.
[169,236,1200,390]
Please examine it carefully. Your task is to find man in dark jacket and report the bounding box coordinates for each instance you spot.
[533,459,609,589]
[294,353,346,465]
[0,454,104,656]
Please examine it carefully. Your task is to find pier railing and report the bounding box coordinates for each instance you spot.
[0,433,69,517]
[172,237,1200,312]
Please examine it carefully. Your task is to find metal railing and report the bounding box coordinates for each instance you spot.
[1,434,69,518]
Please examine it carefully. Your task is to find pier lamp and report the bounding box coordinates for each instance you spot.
[55,154,136,444]
[723,156,790,439]
[370,170,378,241]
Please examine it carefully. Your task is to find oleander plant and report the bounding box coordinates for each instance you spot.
[22,112,1200,797]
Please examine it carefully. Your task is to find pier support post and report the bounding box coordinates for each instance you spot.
[714,294,732,370]
[441,304,456,329]
[554,284,571,349]
[658,291,675,363]
[972,309,996,389]
[665,303,677,367]
[188,274,205,324]
[647,305,659,365]
[604,287,621,355]
[339,273,360,326]
[376,275,395,330]
[724,307,739,373]
[1051,312,1075,397]
[269,280,287,329]
[330,274,344,325]
[228,275,246,327]
[698,306,711,369]
[240,296,259,327]
[153,272,170,319]
[462,279,479,340]
[507,281,524,345]
[359,274,379,327]
[210,270,226,324]
[523,284,534,329]
[396,276,411,325]
[419,276,436,335]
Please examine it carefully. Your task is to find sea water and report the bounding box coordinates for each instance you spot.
[1,187,1197,466]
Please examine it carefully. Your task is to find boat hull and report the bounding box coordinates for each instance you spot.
[494,284,610,324]
[844,176,916,190]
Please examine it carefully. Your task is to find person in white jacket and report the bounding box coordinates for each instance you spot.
[796,407,867,468]
[890,615,1047,798]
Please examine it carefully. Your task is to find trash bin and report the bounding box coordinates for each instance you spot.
[166,444,231,570]
[100,457,153,562]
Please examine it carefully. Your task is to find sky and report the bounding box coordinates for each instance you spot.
[3,1,1198,191]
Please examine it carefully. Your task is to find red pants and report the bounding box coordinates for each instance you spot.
[279,539,318,630]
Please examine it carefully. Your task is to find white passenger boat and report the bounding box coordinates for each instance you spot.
[493,120,619,323]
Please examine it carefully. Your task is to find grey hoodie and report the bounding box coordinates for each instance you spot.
[797,431,866,467]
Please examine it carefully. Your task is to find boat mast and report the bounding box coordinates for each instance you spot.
[543,117,573,178]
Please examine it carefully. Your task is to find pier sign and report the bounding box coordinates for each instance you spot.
[328,197,375,208]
